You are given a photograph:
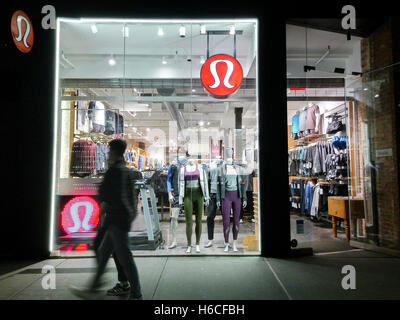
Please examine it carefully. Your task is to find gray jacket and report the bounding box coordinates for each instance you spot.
[218,164,247,202]
[179,164,210,204]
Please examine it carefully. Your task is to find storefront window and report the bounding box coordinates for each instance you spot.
[346,64,400,250]
[51,19,260,256]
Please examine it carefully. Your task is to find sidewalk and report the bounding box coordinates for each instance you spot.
[0,250,399,300]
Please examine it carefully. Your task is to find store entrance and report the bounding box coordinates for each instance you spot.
[51,19,260,257]
[286,23,362,254]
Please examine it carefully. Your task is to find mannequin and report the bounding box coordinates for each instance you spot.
[166,154,187,249]
[306,102,321,135]
[205,157,223,248]
[179,158,210,253]
[220,158,247,252]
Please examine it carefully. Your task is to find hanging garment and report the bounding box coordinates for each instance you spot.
[96,143,109,174]
[76,100,90,133]
[298,110,307,137]
[306,104,320,131]
[310,184,321,219]
[70,139,97,177]
[89,101,106,133]
[304,183,314,215]
[291,113,300,138]
[104,110,117,135]
[116,113,124,134]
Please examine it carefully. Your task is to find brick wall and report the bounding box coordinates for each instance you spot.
[357,19,400,249]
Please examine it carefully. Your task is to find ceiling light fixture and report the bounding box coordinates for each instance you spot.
[162,57,167,65]
[90,24,98,34]
[229,25,236,35]
[108,55,116,66]
[179,25,186,38]
[207,122,210,125]
[158,27,164,36]
[192,89,196,92]
[374,94,380,98]
[200,25,206,35]
[199,121,204,127]
[146,128,150,132]
[200,56,205,64]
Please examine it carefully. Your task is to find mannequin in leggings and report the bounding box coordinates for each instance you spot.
[179,159,209,253]
[220,158,247,252]
[166,154,186,249]
[205,158,223,248]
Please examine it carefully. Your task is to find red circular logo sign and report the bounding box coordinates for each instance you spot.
[60,196,100,234]
[200,54,243,97]
[10,10,34,53]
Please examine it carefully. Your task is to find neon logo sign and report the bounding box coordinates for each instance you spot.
[10,10,34,53]
[60,196,100,234]
[200,54,243,98]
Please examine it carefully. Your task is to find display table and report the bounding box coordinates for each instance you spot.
[328,196,365,241]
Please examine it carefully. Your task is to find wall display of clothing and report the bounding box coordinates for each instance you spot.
[290,180,347,220]
[74,99,123,136]
[288,137,347,181]
[70,139,109,177]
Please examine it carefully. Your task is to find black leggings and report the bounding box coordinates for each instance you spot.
[207,194,218,240]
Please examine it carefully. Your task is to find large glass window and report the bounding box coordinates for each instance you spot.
[51,19,259,256]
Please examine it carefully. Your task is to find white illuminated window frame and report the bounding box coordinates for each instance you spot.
[49,18,259,255]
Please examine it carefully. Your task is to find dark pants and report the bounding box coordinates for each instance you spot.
[222,190,242,242]
[92,225,141,297]
[207,194,218,240]
[94,225,127,282]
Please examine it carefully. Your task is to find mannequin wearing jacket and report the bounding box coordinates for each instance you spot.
[179,159,210,253]
[219,158,247,252]
[166,154,186,249]
[204,158,223,248]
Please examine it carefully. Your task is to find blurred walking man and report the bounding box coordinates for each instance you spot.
[71,139,143,300]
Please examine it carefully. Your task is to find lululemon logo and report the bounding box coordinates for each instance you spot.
[11,10,34,53]
[201,54,243,97]
[60,196,100,234]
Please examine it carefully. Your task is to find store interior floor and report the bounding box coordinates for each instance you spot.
[290,213,353,254]
[57,214,259,257]
[57,211,353,257]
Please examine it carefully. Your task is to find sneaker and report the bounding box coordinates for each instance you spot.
[107,283,131,296]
